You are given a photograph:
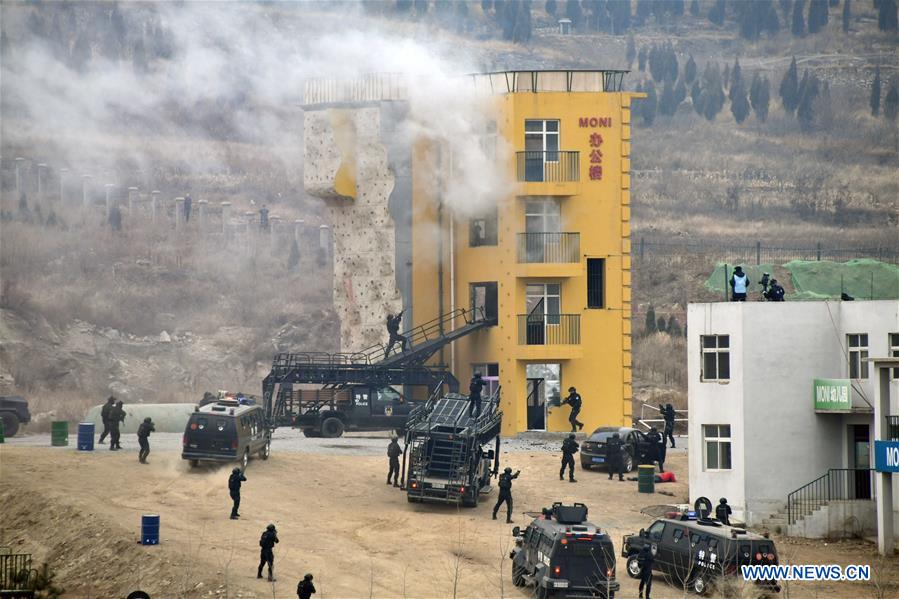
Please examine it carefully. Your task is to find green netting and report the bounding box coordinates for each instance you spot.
[703,259,899,300]
[704,263,777,295]
[785,259,899,300]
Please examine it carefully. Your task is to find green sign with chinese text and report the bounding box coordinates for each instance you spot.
[813,378,851,411]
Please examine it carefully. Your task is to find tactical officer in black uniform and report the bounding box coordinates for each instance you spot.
[716,497,732,525]
[229,467,246,519]
[137,417,155,464]
[99,396,115,444]
[257,523,279,581]
[109,400,125,450]
[647,427,663,470]
[468,372,485,419]
[387,437,402,487]
[492,467,520,523]
[560,433,579,483]
[660,403,676,448]
[561,387,584,432]
[637,543,654,599]
[765,279,785,302]
[297,573,315,599]
[384,311,408,356]
[606,432,625,481]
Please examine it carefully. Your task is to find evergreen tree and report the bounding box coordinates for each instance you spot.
[797,70,820,131]
[737,1,762,39]
[879,0,898,32]
[512,0,533,42]
[842,0,851,33]
[627,35,636,69]
[642,81,658,125]
[635,0,652,25]
[729,58,742,93]
[871,66,882,117]
[665,45,679,82]
[288,240,301,272]
[132,38,148,75]
[763,0,782,34]
[709,0,726,25]
[645,305,657,335]
[685,54,697,84]
[660,80,678,115]
[792,0,806,35]
[750,73,771,122]
[396,0,413,12]
[26,10,46,38]
[780,0,793,20]
[545,0,557,17]
[691,80,703,114]
[700,62,726,120]
[638,46,648,71]
[690,0,701,16]
[730,77,751,123]
[609,0,632,33]
[885,80,899,122]
[675,77,687,104]
[413,0,428,17]
[808,0,829,33]
[780,56,800,114]
[566,0,584,27]
[672,0,686,17]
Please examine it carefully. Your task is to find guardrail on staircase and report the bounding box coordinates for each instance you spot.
[787,468,876,526]
[634,403,687,433]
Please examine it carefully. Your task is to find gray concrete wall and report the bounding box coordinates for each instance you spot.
[788,500,877,539]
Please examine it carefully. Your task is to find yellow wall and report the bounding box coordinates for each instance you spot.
[412,91,637,435]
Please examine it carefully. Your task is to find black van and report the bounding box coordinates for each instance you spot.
[622,511,780,595]
[182,399,271,469]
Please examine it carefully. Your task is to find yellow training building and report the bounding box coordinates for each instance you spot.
[303,70,640,435]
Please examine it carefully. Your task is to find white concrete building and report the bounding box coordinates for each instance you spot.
[687,300,899,543]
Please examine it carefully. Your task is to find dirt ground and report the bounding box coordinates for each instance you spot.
[1,440,897,599]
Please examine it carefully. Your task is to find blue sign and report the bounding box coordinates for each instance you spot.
[874,440,899,473]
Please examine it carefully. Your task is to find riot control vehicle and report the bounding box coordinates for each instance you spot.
[182,399,271,469]
[622,510,781,595]
[510,502,620,599]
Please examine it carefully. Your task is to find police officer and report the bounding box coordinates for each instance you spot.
[560,433,578,483]
[384,311,408,356]
[257,523,279,581]
[99,396,115,444]
[765,278,785,302]
[492,467,520,523]
[387,437,402,487]
[137,417,155,464]
[730,265,749,301]
[109,400,125,450]
[297,573,315,599]
[661,403,676,448]
[606,432,625,481]
[468,372,485,419]
[229,467,246,519]
[637,542,654,599]
[716,497,732,525]
[654,430,667,473]
[647,427,663,470]
[561,387,584,432]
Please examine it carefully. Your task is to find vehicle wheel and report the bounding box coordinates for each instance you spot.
[462,491,478,508]
[623,454,634,473]
[511,564,526,587]
[535,585,553,599]
[259,439,271,460]
[406,494,418,503]
[241,449,249,470]
[320,417,345,438]
[301,429,320,438]
[189,460,199,468]
[626,555,642,579]
[1,412,20,437]
[691,575,710,596]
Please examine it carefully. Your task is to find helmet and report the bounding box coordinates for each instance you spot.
[719,497,728,504]
[568,386,576,392]
[504,467,512,473]
[266,523,276,531]
[568,433,576,439]
[474,372,482,378]
[144,417,152,423]
[232,467,241,474]
[304,574,314,580]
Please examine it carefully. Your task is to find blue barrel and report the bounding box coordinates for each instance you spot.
[141,514,160,545]
[77,422,95,451]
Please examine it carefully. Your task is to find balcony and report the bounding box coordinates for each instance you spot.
[516,232,582,277]
[516,313,582,359]
[515,151,581,196]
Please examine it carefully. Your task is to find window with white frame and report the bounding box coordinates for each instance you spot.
[847,333,869,379]
[471,363,499,398]
[703,424,732,470]
[889,333,899,379]
[700,335,730,382]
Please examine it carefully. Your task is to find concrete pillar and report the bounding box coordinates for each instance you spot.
[270,215,281,253]
[36,163,47,200]
[874,365,895,555]
[81,175,92,210]
[128,187,139,217]
[174,197,184,229]
[151,190,160,223]
[104,183,115,220]
[221,201,232,234]
[59,168,69,203]
[14,157,24,198]
[198,199,208,231]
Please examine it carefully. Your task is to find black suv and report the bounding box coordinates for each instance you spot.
[182,400,271,469]
[622,512,781,595]
[511,503,620,599]
[580,427,653,473]
[0,395,31,437]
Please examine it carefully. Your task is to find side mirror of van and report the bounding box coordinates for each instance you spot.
[512,526,521,537]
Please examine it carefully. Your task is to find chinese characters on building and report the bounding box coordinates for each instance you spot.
[579,117,612,182]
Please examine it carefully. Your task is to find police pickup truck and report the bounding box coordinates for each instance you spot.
[288,385,421,438]
[622,511,781,595]
[511,503,620,599]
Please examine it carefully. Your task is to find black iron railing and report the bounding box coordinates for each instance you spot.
[517,314,581,345]
[517,232,580,263]
[516,151,580,182]
[787,468,875,526]
[0,548,34,590]
[887,416,899,441]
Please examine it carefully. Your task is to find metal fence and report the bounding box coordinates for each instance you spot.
[0,549,33,591]
[787,468,875,526]
[635,237,899,265]
[516,232,580,263]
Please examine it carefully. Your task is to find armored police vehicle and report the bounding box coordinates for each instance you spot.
[0,395,30,437]
[622,511,781,595]
[404,388,502,507]
[287,385,421,438]
[510,503,620,599]
[182,399,271,469]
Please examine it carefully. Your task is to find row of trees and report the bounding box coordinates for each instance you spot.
[869,65,899,119]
